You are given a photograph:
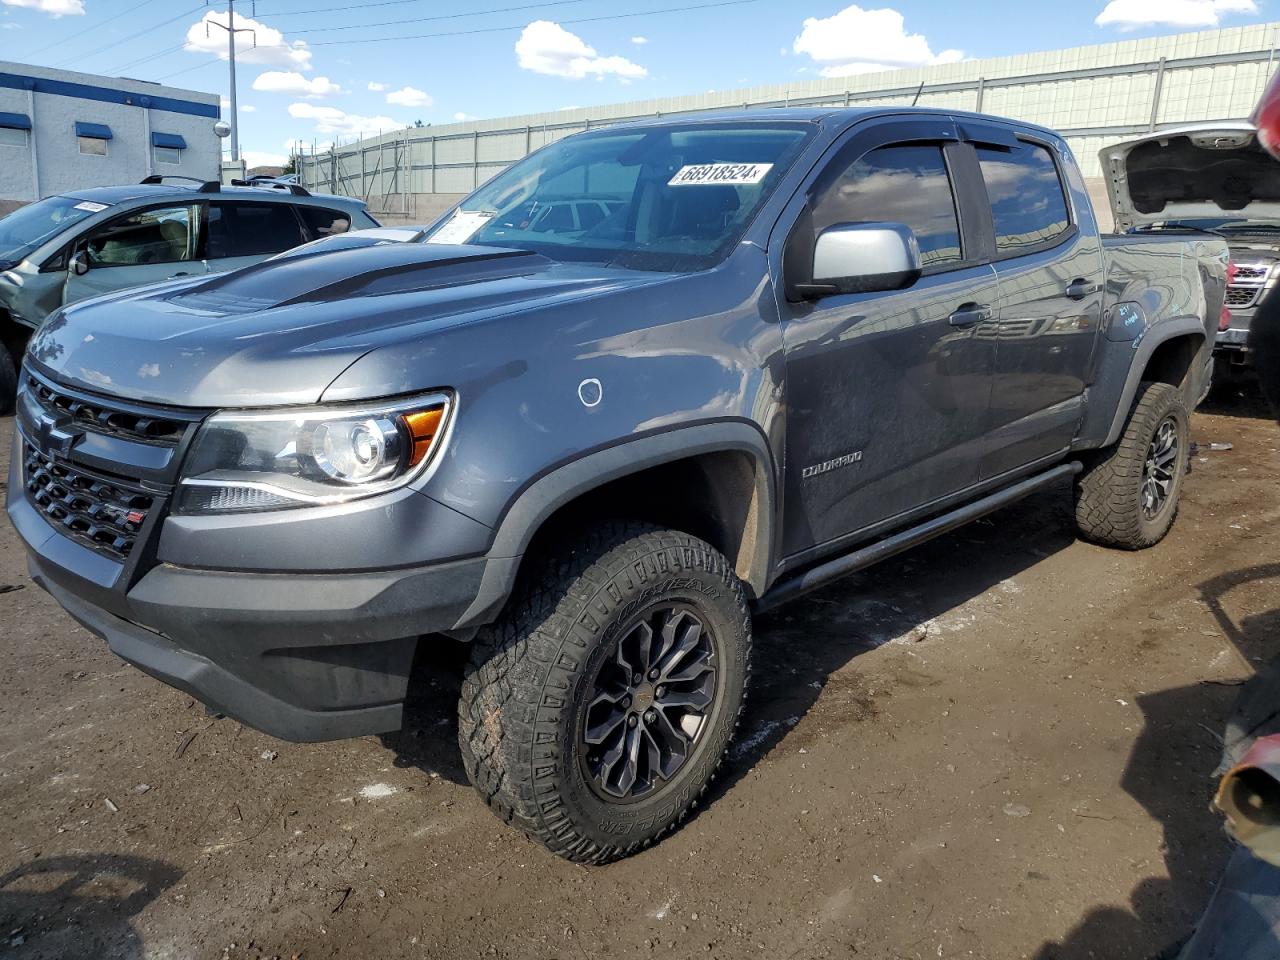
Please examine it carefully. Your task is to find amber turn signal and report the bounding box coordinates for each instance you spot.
[402,407,446,466]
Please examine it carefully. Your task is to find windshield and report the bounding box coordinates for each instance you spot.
[0,195,106,265]
[422,122,812,271]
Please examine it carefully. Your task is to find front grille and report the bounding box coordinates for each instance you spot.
[23,442,154,561]
[1226,286,1261,308]
[25,374,186,446]
[1234,264,1271,282]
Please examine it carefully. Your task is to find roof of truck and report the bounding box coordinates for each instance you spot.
[602,105,1061,138]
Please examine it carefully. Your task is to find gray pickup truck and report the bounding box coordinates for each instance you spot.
[6,108,1226,863]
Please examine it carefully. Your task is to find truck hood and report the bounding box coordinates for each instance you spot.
[1102,122,1280,231]
[27,242,664,408]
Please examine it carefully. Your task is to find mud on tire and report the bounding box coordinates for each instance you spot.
[1073,380,1190,550]
[458,523,752,864]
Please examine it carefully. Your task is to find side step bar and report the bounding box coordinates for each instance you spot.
[756,461,1083,613]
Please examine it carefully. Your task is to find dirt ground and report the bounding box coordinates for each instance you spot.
[0,389,1277,960]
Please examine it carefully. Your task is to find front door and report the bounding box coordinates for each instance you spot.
[778,119,999,558]
[64,203,205,305]
[967,132,1105,477]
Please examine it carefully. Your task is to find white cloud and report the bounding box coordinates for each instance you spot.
[1,0,83,16]
[0,21,19,28]
[453,111,476,121]
[1095,0,1257,28]
[288,101,406,136]
[792,5,963,77]
[386,85,432,107]
[220,97,258,113]
[252,71,342,97]
[630,35,648,44]
[185,10,312,70]
[515,20,647,80]
[286,137,333,154]
[367,81,386,92]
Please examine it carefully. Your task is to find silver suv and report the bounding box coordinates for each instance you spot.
[0,176,378,409]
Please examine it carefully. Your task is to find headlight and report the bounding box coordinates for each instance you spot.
[176,393,452,514]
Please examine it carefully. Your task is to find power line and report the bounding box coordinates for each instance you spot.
[65,2,208,70]
[282,0,588,34]
[26,0,158,59]
[308,0,759,47]
[258,0,577,19]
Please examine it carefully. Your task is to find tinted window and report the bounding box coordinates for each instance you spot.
[299,207,353,239]
[206,202,305,258]
[535,203,575,233]
[84,205,194,266]
[977,143,1071,253]
[813,144,962,266]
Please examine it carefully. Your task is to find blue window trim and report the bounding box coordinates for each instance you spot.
[0,112,32,131]
[0,71,219,120]
[75,121,113,140]
[151,132,187,149]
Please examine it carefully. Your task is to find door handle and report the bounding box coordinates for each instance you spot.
[948,303,993,328]
[1066,278,1100,301]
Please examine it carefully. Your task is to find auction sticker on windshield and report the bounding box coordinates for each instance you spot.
[427,210,494,245]
[73,201,110,213]
[668,163,773,186]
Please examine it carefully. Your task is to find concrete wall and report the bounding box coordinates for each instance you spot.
[298,20,1280,222]
[0,61,220,204]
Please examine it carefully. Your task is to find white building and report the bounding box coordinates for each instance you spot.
[0,61,221,216]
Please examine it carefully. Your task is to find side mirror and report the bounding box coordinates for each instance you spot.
[70,251,90,277]
[795,222,923,300]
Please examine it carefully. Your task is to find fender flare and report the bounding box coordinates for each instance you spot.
[1101,317,1207,447]
[452,421,778,629]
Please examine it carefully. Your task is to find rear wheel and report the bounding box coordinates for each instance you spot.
[458,523,751,864]
[1074,381,1189,549]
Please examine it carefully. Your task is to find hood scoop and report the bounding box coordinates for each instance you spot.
[169,244,550,314]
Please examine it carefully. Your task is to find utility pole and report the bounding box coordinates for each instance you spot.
[206,1,255,164]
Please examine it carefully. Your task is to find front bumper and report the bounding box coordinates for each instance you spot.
[6,369,505,742]
[14,480,491,740]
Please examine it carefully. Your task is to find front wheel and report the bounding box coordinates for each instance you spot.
[458,523,752,864]
[1074,380,1190,550]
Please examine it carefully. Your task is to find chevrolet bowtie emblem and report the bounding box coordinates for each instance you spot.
[37,412,82,458]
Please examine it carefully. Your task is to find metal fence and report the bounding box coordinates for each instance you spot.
[297,24,1280,217]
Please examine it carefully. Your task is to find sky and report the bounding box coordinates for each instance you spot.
[0,0,1274,168]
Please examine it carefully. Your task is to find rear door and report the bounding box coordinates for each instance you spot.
[63,202,204,305]
[965,127,1105,477]
[202,201,308,274]
[777,116,1000,558]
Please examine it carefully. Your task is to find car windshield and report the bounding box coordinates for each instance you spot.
[0,195,105,265]
[422,122,813,271]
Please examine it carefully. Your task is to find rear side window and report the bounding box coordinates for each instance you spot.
[206,202,305,258]
[298,207,354,239]
[812,144,962,267]
[977,143,1071,254]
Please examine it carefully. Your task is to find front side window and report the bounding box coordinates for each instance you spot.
[78,136,108,157]
[83,204,196,267]
[977,143,1071,253]
[812,144,963,267]
[422,122,813,272]
[205,202,304,258]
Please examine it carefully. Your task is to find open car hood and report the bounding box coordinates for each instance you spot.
[1101,122,1280,231]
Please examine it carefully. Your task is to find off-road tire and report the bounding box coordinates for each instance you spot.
[0,339,16,416]
[1074,381,1189,550]
[458,523,752,864]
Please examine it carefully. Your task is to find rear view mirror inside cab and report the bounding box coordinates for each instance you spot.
[788,221,923,301]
